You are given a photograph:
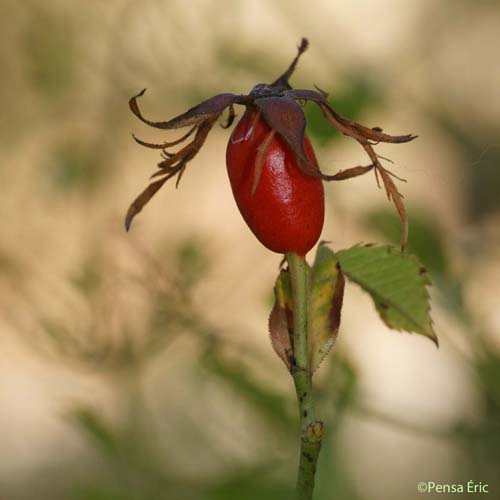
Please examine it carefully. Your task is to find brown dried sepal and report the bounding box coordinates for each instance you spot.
[125,90,244,230]
[254,97,315,175]
[129,89,241,130]
[125,114,220,230]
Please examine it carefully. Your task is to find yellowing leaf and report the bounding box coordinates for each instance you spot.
[308,244,345,372]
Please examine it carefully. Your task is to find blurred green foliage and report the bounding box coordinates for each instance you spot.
[22,7,76,98]
[201,342,296,433]
[25,236,370,500]
[216,43,279,83]
[433,113,500,221]
[36,242,194,373]
[175,239,210,291]
[48,142,103,193]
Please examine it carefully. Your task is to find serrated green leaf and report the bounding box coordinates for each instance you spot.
[364,209,448,278]
[335,245,437,344]
[269,269,294,372]
[308,245,345,372]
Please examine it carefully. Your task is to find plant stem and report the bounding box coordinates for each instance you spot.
[286,252,324,500]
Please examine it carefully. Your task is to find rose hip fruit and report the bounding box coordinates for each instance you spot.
[226,107,324,256]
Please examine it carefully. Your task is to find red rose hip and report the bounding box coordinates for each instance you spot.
[226,108,325,256]
[126,38,414,250]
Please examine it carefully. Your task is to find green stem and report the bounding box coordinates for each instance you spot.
[286,252,324,500]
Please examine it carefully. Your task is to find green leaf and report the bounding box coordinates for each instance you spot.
[364,209,448,278]
[268,269,294,372]
[308,245,345,372]
[335,245,437,344]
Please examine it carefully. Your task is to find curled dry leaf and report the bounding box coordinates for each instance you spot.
[269,269,294,372]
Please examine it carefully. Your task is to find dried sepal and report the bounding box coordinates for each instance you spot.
[255,97,316,173]
[129,89,240,129]
[285,88,328,103]
[318,164,374,181]
[288,88,415,141]
[313,85,329,98]
[357,136,409,250]
[125,117,218,230]
[281,88,415,250]
[126,91,246,229]
[271,37,309,89]
[220,105,236,129]
[364,146,409,250]
[320,100,417,144]
[287,89,417,143]
[381,170,408,250]
[132,126,197,149]
[125,175,172,231]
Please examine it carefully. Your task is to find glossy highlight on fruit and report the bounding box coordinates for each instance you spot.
[226,108,325,256]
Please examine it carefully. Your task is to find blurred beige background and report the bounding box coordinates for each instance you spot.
[1,1,500,499]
